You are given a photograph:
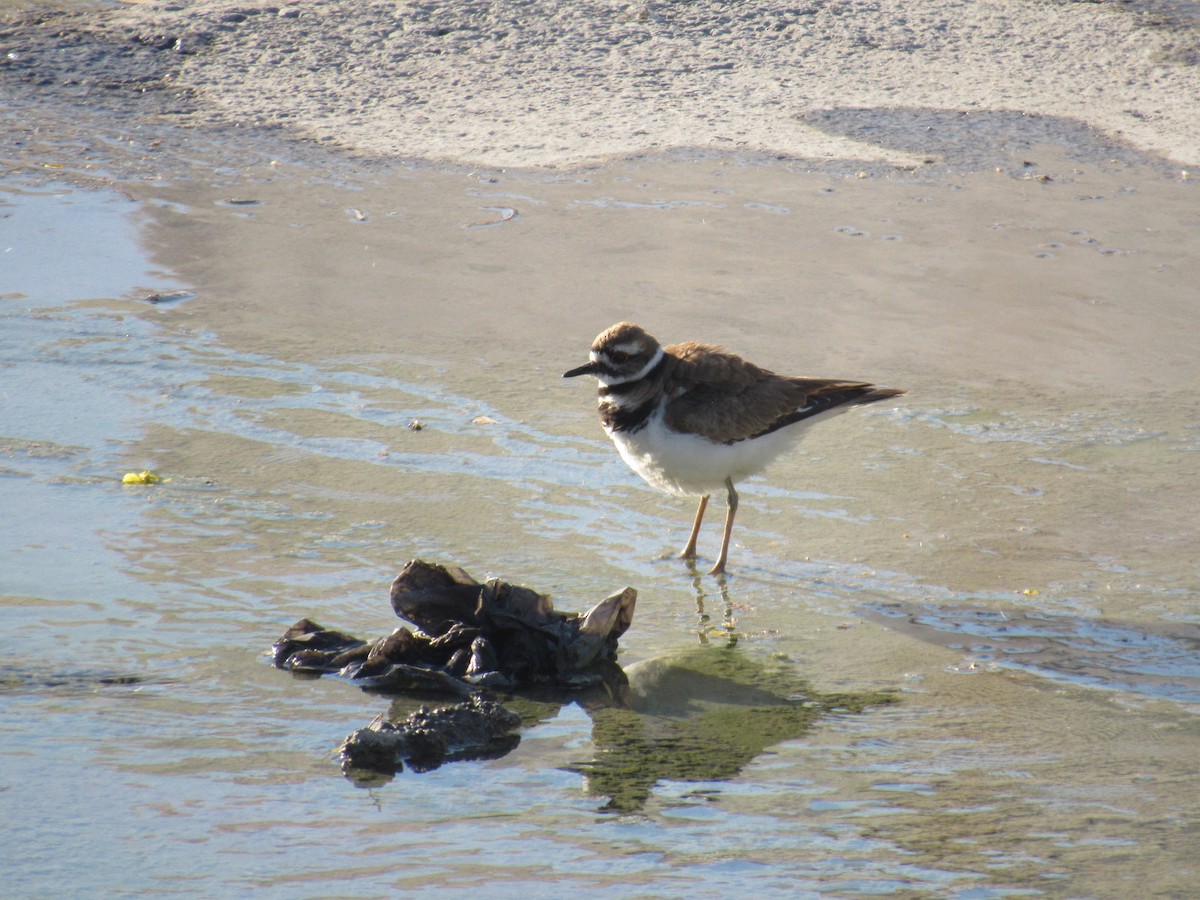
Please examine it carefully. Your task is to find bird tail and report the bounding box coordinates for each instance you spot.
[853,386,906,406]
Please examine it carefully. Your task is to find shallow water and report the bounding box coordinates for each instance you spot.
[2,134,1199,898]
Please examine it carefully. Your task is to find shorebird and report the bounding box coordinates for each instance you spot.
[564,322,904,575]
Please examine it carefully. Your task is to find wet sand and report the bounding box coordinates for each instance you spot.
[4,0,1198,398]
[114,151,1200,600]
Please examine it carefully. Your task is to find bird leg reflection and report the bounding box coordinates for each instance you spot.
[690,562,737,646]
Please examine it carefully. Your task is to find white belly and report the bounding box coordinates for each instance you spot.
[606,406,808,497]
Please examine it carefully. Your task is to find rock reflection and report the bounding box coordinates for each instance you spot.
[340,644,896,813]
[572,646,896,813]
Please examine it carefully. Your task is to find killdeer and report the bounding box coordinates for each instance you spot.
[564,322,905,575]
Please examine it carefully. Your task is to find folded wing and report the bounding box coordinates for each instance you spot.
[662,341,903,444]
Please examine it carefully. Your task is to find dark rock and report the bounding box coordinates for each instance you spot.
[271,560,637,777]
[271,617,367,669]
[274,560,636,694]
[338,695,523,777]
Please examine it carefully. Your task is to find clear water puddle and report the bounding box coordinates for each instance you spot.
[3,157,1199,897]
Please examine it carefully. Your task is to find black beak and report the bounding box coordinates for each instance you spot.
[563,361,600,378]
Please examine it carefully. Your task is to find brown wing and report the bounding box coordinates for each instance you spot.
[662,342,903,444]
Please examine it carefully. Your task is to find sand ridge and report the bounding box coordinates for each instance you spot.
[7,0,1200,169]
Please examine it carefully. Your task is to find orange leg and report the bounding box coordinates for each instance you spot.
[680,494,709,559]
[709,478,738,576]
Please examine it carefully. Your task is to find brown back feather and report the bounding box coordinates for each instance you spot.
[661,342,904,443]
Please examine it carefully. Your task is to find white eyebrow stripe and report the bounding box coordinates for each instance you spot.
[631,345,664,380]
[600,345,663,387]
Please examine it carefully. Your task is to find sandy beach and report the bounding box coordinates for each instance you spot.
[4,0,1200,170]
[6,0,1198,395]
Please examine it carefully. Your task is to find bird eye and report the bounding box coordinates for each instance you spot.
[609,350,630,364]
